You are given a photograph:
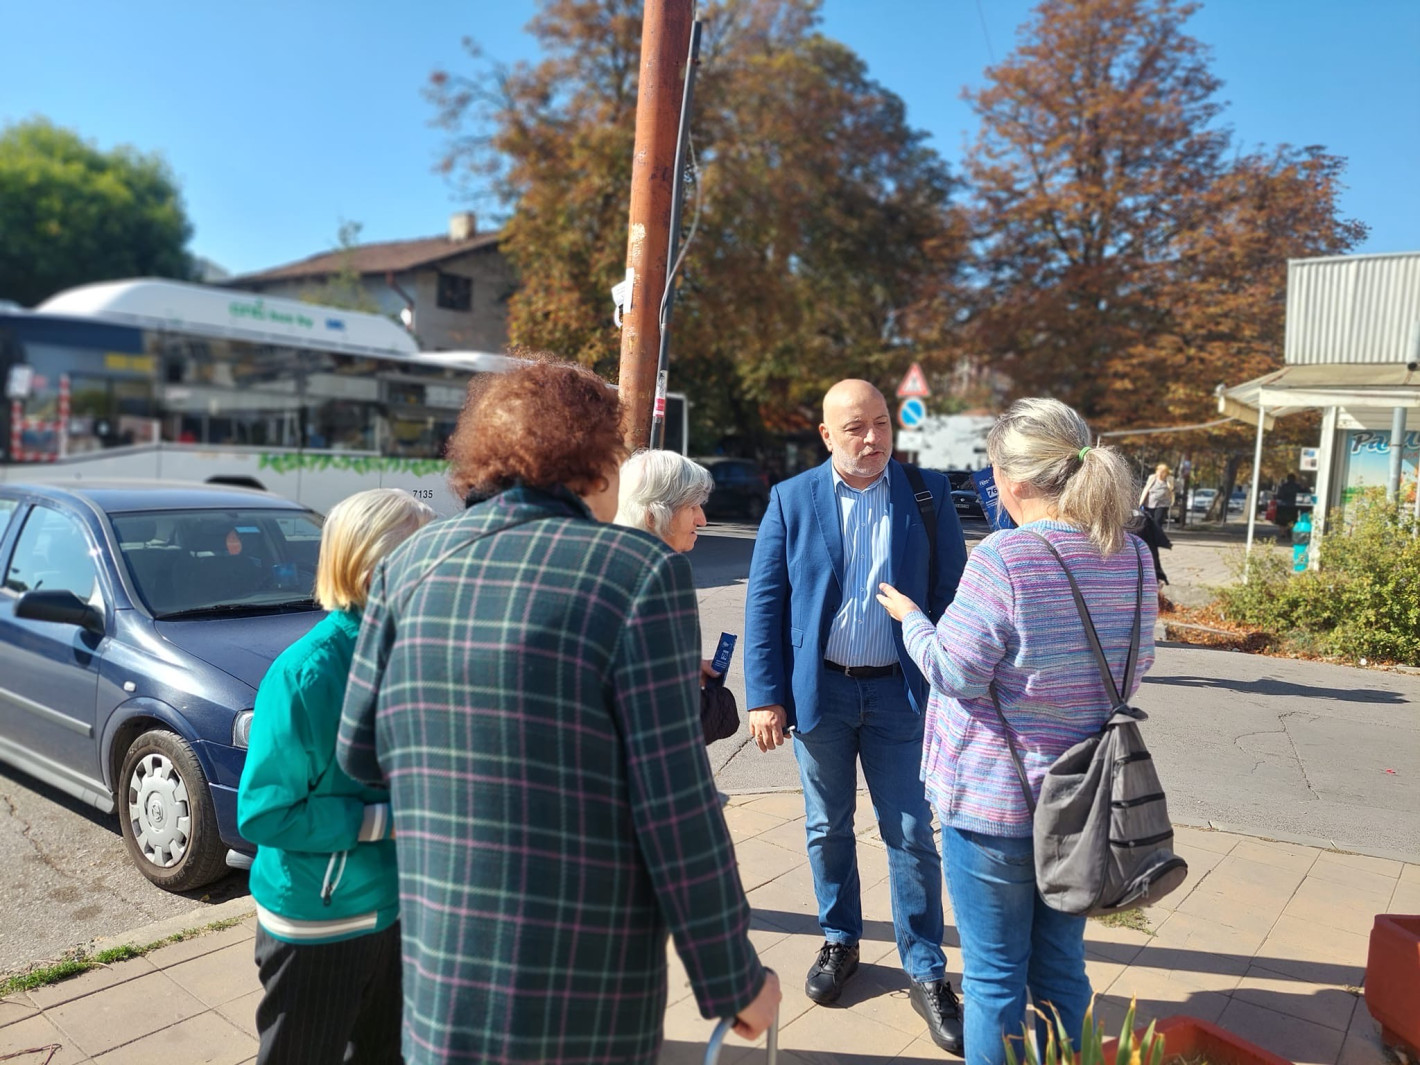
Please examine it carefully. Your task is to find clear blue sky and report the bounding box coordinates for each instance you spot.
[4,0,1416,277]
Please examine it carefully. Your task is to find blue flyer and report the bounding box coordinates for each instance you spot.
[970,468,1017,532]
[711,632,737,675]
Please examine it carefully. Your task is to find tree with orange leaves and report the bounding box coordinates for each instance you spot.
[957,0,1365,441]
[427,0,960,449]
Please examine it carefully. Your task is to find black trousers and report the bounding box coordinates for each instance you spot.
[253,921,403,1065]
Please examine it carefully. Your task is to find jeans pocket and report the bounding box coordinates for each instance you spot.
[960,828,1035,868]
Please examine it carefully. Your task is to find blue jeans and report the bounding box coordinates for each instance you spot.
[793,668,945,982]
[942,826,1091,1065]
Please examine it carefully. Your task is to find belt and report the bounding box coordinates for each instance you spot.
[823,660,900,679]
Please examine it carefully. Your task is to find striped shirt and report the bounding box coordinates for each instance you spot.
[823,465,897,668]
[900,520,1158,837]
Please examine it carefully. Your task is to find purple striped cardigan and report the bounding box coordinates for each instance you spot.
[900,520,1158,838]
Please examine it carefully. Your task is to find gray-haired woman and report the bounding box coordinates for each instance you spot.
[616,449,738,751]
[615,448,714,552]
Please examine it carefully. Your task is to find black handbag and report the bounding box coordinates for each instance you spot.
[700,675,740,744]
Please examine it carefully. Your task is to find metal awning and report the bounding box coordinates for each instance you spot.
[1219,363,1420,420]
[1218,362,1420,563]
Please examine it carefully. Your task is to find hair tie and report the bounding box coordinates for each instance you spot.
[1077,446,1093,462]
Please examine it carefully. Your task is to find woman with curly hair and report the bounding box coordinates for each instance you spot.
[336,358,778,1065]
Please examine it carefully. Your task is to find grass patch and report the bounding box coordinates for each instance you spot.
[0,913,251,998]
[1090,909,1153,935]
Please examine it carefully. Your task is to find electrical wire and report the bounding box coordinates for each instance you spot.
[659,134,704,330]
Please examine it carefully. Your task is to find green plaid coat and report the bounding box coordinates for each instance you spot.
[337,485,764,1064]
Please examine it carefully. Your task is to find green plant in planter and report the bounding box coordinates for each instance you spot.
[1003,999,1165,1065]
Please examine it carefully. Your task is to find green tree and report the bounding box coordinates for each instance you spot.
[957,0,1365,436]
[427,0,959,446]
[0,119,194,306]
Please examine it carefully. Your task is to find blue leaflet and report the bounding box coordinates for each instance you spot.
[970,468,1017,532]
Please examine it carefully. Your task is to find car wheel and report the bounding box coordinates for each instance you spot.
[745,496,767,521]
[117,729,228,892]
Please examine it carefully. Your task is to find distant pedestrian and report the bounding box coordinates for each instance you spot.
[1275,472,1303,529]
[337,360,779,1065]
[238,487,435,1065]
[877,398,1158,1065]
[1139,463,1174,530]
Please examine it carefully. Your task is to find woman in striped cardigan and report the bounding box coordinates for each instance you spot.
[877,398,1157,1065]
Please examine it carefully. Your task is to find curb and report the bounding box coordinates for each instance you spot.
[89,896,257,954]
[1170,816,1420,867]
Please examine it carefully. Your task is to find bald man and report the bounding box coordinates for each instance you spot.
[744,379,967,1053]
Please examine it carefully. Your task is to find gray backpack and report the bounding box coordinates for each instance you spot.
[990,532,1188,917]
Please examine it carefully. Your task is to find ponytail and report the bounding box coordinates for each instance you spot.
[986,397,1138,555]
[1057,446,1135,555]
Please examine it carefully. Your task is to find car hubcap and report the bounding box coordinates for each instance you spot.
[127,753,191,868]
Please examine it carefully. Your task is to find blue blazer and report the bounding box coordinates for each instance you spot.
[744,458,968,733]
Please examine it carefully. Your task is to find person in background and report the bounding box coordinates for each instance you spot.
[743,378,967,1055]
[1138,463,1174,531]
[877,398,1157,1065]
[238,487,435,1065]
[1275,471,1303,530]
[1137,463,1174,586]
[337,360,779,1065]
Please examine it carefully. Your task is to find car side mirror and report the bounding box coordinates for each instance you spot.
[16,589,105,635]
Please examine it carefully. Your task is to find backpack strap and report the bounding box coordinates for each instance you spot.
[988,530,1145,817]
[901,463,938,615]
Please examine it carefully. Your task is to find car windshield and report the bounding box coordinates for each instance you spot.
[110,508,324,618]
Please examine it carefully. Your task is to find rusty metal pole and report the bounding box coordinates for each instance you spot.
[617,0,693,452]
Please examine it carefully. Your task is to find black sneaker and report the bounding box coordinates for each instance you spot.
[804,941,859,1004]
[909,979,964,1055]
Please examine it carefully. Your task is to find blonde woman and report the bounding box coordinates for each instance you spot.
[238,488,434,1065]
[877,398,1157,1065]
[1139,463,1174,530]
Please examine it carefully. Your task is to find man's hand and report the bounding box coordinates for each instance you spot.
[732,968,781,1040]
[875,582,921,623]
[748,705,788,752]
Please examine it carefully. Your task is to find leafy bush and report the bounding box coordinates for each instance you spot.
[1219,499,1420,664]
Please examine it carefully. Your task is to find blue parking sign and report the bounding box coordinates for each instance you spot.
[898,397,926,429]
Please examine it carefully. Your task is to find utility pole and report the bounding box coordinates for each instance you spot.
[617,0,693,452]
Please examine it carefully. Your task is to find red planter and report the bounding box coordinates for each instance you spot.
[1366,914,1420,1058]
[1104,1017,1291,1065]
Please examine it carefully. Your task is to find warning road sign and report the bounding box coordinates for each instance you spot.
[896,362,930,398]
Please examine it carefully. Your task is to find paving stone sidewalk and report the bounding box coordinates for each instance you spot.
[1,792,1410,1065]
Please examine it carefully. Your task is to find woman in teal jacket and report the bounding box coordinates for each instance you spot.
[238,487,434,1065]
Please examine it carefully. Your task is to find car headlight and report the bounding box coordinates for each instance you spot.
[233,710,255,749]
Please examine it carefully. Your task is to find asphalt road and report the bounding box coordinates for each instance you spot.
[3,516,1414,975]
[0,763,250,973]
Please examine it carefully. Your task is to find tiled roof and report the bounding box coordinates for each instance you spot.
[229,231,502,283]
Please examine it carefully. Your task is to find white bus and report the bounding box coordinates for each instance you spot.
[1,279,687,515]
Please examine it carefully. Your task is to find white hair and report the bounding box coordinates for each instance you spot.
[614,449,714,543]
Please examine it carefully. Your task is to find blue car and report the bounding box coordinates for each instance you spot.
[0,481,326,891]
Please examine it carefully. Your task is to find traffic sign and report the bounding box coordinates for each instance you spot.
[897,430,927,453]
[896,362,930,398]
[898,396,926,429]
